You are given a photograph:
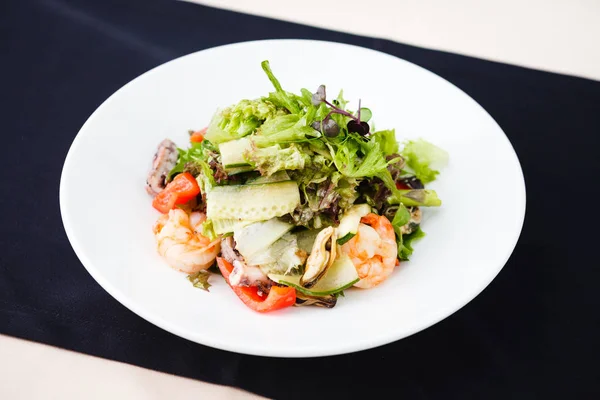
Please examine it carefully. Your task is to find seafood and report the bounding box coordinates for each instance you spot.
[146,139,178,196]
[401,207,422,235]
[295,292,337,308]
[341,213,398,289]
[153,209,220,273]
[220,237,270,288]
[300,226,337,288]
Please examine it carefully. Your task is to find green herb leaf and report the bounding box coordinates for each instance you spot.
[391,204,411,228]
[334,89,348,109]
[204,99,279,144]
[359,107,372,122]
[261,61,301,114]
[387,189,442,207]
[330,140,389,178]
[187,271,212,291]
[199,219,217,241]
[399,226,426,261]
[299,88,314,107]
[252,114,320,147]
[401,139,448,183]
[371,129,399,156]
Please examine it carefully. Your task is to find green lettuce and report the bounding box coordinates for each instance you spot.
[199,219,217,241]
[335,176,360,210]
[371,129,399,156]
[296,88,317,108]
[330,139,389,178]
[261,60,301,114]
[252,114,320,147]
[204,99,279,144]
[167,140,218,181]
[245,144,310,176]
[376,169,441,207]
[399,226,426,261]
[401,139,448,183]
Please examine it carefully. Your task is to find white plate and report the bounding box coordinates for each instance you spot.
[60,40,525,357]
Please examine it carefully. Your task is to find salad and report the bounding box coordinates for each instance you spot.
[146,61,447,313]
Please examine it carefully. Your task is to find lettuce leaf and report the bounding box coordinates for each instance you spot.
[330,139,389,178]
[399,226,426,261]
[167,140,218,181]
[204,99,279,144]
[371,129,399,156]
[252,114,320,147]
[199,218,217,241]
[245,144,310,176]
[401,139,448,183]
[261,60,301,114]
[376,169,441,207]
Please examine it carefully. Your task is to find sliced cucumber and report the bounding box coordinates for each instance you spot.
[268,254,359,296]
[219,138,253,169]
[212,218,253,235]
[246,233,304,275]
[246,170,290,185]
[296,229,319,254]
[226,166,254,175]
[206,181,300,221]
[234,218,294,260]
[337,204,372,245]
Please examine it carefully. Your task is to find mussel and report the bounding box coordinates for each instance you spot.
[299,226,337,288]
[295,292,337,308]
[401,207,422,235]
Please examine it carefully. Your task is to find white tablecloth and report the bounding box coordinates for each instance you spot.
[2,1,599,399]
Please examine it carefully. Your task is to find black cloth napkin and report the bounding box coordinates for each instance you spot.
[2,0,599,398]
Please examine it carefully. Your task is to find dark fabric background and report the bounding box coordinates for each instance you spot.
[1,0,599,398]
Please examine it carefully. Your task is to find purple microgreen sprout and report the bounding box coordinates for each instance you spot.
[311,85,327,106]
[312,85,371,136]
[311,118,340,137]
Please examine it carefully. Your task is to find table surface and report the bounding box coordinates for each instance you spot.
[2,1,599,399]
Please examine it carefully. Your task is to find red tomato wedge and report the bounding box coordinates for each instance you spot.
[190,127,207,143]
[152,172,200,213]
[216,258,296,313]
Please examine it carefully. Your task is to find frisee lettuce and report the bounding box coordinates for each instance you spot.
[329,139,389,178]
[168,140,216,181]
[252,114,320,147]
[261,60,301,114]
[204,99,280,144]
[245,144,310,176]
[371,129,399,156]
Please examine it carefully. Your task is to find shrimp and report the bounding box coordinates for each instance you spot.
[153,209,220,274]
[341,213,398,289]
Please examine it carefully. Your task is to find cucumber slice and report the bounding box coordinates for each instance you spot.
[246,233,305,275]
[219,138,253,169]
[268,254,359,296]
[226,166,254,175]
[337,204,372,245]
[212,218,253,235]
[246,170,290,185]
[296,229,319,253]
[206,181,300,221]
[234,218,294,259]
